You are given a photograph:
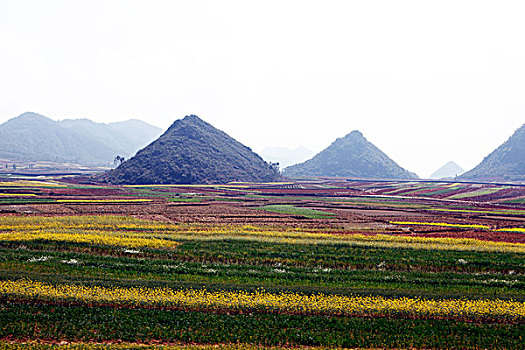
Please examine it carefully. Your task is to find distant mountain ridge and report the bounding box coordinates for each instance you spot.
[0,112,162,165]
[430,161,464,179]
[104,115,281,184]
[284,130,417,179]
[461,124,525,181]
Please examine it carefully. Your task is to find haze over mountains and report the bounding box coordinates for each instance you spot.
[284,130,418,179]
[461,124,525,181]
[430,161,464,180]
[260,146,315,168]
[105,115,281,184]
[0,112,162,165]
[2,112,524,183]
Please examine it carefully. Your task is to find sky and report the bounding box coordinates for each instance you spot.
[1,0,524,178]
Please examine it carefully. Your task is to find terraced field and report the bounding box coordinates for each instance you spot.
[0,177,524,349]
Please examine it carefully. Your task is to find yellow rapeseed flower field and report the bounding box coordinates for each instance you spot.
[0,180,62,188]
[497,227,525,233]
[164,224,525,253]
[0,231,177,249]
[1,215,524,253]
[0,193,37,197]
[0,215,178,249]
[390,221,490,230]
[429,208,525,215]
[1,279,524,320]
[390,220,525,239]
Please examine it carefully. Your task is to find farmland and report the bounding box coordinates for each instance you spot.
[0,177,524,349]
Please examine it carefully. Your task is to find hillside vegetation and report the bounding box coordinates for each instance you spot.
[284,130,417,179]
[105,115,280,184]
[0,112,161,165]
[461,124,525,181]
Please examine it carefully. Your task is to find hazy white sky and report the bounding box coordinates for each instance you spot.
[1,0,524,178]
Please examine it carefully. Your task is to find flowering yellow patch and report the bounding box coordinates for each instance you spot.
[496,227,525,233]
[0,231,177,249]
[167,224,525,254]
[429,208,525,215]
[1,215,523,253]
[390,220,525,238]
[0,180,62,187]
[0,216,178,249]
[390,221,490,229]
[0,215,168,231]
[1,279,524,320]
[0,193,36,197]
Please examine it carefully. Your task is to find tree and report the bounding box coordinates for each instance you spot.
[114,155,125,166]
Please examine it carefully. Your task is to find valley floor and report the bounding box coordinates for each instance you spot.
[0,177,524,349]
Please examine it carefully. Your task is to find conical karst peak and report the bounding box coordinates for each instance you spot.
[460,123,525,180]
[181,114,204,124]
[329,130,366,147]
[346,130,364,138]
[105,115,281,184]
[164,115,212,134]
[284,129,417,180]
[430,161,464,179]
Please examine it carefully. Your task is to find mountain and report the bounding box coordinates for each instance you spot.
[104,115,281,184]
[0,112,162,165]
[284,130,418,179]
[430,161,464,179]
[59,118,162,161]
[260,146,315,168]
[460,124,525,181]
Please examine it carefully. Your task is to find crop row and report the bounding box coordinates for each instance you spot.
[1,303,524,348]
[0,216,181,249]
[391,220,525,233]
[428,208,525,216]
[0,343,306,350]
[3,215,525,253]
[2,279,524,320]
[5,232,525,272]
[0,231,178,249]
[258,205,336,218]
[2,242,524,300]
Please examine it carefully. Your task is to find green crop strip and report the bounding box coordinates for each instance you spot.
[416,186,466,197]
[503,198,525,204]
[0,198,55,204]
[448,188,505,199]
[0,343,340,350]
[1,303,524,349]
[1,239,524,300]
[258,205,335,218]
